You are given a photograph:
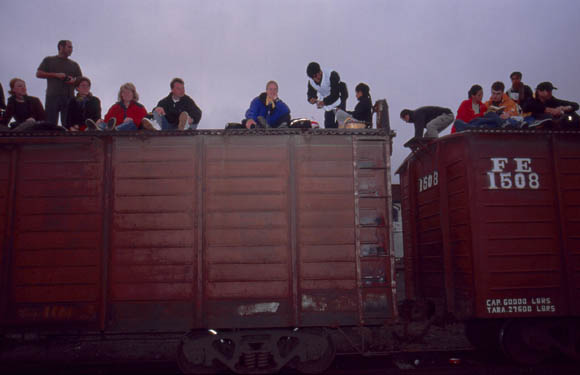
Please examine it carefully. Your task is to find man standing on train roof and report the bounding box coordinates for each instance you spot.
[522,81,579,128]
[306,62,348,128]
[400,106,454,139]
[143,77,202,131]
[36,40,82,126]
[506,71,533,106]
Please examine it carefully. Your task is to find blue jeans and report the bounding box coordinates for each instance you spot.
[116,120,138,131]
[454,113,503,132]
[153,111,198,130]
[153,111,174,130]
[45,94,70,126]
[97,120,137,131]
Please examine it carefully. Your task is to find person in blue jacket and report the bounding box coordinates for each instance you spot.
[243,80,290,128]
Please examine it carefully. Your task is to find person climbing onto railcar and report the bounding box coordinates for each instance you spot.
[400,106,454,139]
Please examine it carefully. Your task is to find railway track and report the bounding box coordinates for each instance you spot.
[3,351,578,375]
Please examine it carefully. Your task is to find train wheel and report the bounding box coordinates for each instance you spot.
[177,333,219,374]
[465,319,502,353]
[499,319,549,365]
[294,330,336,374]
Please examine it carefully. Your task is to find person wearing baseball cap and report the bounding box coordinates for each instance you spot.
[522,81,579,128]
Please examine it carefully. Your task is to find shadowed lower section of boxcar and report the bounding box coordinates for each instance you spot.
[108,136,198,331]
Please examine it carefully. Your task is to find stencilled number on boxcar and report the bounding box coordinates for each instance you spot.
[417,171,438,192]
[487,158,540,190]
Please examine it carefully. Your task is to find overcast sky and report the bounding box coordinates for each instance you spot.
[2,0,580,180]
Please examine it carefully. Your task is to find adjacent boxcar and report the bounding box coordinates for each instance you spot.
[397,130,580,363]
[0,128,395,373]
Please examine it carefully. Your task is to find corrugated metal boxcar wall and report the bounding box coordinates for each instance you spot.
[0,130,395,333]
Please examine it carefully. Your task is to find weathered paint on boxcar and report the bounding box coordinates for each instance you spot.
[397,130,580,320]
[0,129,394,335]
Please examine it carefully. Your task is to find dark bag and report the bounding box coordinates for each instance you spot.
[289,118,312,129]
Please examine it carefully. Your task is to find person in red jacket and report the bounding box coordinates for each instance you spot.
[97,82,152,131]
[451,84,487,133]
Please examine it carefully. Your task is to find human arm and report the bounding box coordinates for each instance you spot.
[322,71,341,105]
[267,100,291,127]
[31,97,46,122]
[307,82,317,104]
[351,97,372,122]
[0,83,5,109]
[187,98,202,125]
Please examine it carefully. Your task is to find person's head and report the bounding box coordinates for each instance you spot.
[468,84,483,102]
[265,80,279,100]
[58,40,73,57]
[307,62,322,84]
[400,109,412,123]
[355,83,370,99]
[75,77,91,96]
[510,71,522,88]
[490,81,505,102]
[170,77,185,98]
[118,82,138,103]
[9,78,26,97]
[535,81,557,101]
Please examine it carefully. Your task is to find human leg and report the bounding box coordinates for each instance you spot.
[335,109,352,128]
[324,110,337,128]
[152,111,172,130]
[56,95,70,126]
[115,120,138,131]
[425,113,455,137]
[44,95,59,125]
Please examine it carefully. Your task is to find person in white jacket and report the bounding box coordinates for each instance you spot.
[306,62,348,128]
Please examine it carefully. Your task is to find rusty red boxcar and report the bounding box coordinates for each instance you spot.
[0,128,395,373]
[397,130,580,364]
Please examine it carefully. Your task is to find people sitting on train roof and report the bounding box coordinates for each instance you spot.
[400,106,454,139]
[335,82,373,128]
[142,77,202,131]
[522,82,580,129]
[481,81,534,128]
[0,78,47,131]
[506,71,533,106]
[97,82,152,131]
[485,81,519,118]
[65,77,101,131]
[452,84,503,133]
[242,80,290,129]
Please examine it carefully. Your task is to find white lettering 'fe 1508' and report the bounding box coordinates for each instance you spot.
[487,158,540,189]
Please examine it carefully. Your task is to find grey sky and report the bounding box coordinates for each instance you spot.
[2,0,580,180]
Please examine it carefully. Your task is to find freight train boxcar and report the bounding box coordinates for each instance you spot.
[397,130,580,364]
[0,128,395,373]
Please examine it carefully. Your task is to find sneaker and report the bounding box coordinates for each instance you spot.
[85,119,97,130]
[178,112,189,130]
[528,118,552,128]
[106,117,116,130]
[142,117,161,131]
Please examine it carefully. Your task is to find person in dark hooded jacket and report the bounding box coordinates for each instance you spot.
[243,80,290,128]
